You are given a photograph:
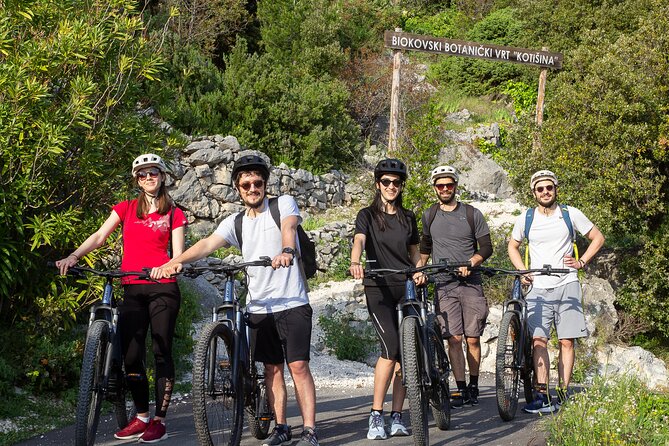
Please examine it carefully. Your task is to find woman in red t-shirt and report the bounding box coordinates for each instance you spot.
[56,153,187,443]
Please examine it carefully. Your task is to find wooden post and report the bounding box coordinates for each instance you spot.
[533,47,549,150]
[388,28,402,155]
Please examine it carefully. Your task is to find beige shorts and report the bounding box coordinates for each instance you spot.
[435,282,489,338]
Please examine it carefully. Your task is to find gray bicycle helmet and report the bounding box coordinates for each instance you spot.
[374,158,408,181]
[530,169,558,190]
[232,154,270,181]
[430,165,459,183]
[132,153,168,177]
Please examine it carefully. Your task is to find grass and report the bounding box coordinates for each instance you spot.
[546,375,669,445]
[432,88,514,129]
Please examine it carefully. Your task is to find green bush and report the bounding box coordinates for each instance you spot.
[318,312,376,362]
[403,8,466,38]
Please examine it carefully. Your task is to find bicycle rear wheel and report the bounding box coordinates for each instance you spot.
[426,315,450,431]
[495,312,521,421]
[75,320,110,446]
[109,364,136,429]
[193,322,243,446]
[402,317,429,446]
[522,335,535,404]
[246,362,272,440]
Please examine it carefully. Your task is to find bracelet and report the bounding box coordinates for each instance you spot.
[579,259,585,268]
[69,253,79,260]
[350,261,361,266]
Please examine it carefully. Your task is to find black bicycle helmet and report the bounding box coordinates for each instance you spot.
[374,158,408,181]
[232,154,270,181]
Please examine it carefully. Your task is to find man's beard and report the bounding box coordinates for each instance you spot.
[244,194,264,209]
[537,195,557,209]
[438,193,456,205]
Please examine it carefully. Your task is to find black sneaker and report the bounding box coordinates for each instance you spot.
[262,424,292,446]
[296,427,319,446]
[451,388,470,408]
[468,384,479,406]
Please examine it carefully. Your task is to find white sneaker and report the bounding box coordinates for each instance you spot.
[389,412,409,437]
[367,411,387,440]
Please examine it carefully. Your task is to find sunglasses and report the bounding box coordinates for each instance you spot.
[434,182,456,191]
[137,168,161,179]
[535,184,555,193]
[379,178,403,188]
[239,179,265,191]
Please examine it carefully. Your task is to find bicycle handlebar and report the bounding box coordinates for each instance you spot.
[474,265,570,277]
[48,261,154,281]
[365,260,471,279]
[180,256,276,278]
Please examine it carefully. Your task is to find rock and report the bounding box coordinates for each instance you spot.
[596,345,669,391]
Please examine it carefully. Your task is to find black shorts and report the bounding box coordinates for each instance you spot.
[247,304,313,364]
[365,285,404,361]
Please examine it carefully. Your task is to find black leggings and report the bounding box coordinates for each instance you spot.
[120,282,181,418]
[365,285,404,361]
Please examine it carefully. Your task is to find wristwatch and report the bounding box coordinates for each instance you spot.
[282,247,297,256]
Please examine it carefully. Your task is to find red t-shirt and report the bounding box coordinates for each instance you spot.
[112,200,187,285]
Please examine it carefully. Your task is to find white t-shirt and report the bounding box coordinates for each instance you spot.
[214,195,309,314]
[511,205,594,288]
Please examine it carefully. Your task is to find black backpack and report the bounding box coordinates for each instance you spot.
[234,197,319,279]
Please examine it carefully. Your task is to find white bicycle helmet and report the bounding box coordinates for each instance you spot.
[430,165,459,183]
[132,153,167,177]
[530,169,558,190]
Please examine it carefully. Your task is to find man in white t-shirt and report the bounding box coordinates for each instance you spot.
[154,155,319,446]
[508,170,604,414]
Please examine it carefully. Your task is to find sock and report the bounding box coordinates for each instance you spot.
[371,409,383,415]
[535,383,548,394]
[390,411,401,419]
[469,375,479,387]
[456,380,467,392]
[137,415,150,423]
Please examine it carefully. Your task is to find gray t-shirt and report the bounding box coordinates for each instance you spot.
[423,202,490,288]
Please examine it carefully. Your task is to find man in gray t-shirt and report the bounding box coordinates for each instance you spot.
[418,165,493,408]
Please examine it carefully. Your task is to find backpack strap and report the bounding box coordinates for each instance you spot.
[462,203,477,248]
[234,197,282,252]
[419,203,440,255]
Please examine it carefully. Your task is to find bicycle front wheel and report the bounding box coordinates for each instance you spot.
[75,320,110,446]
[426,315,450,431]
[495,312,521,421]
[193,322,243,446]
[246,362,272,440]
[402,317,429,446]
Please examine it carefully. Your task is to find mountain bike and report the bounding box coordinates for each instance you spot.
[53,264,146,446]
[182,257,275,446]
[366,261,469,446]
[476,265,569,421]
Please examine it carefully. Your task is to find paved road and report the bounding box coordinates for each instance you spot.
[17,382,549,446]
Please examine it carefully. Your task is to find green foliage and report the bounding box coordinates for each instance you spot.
[426,8,532,95]
[480,224,516,305]
[546,375,669,445]
[318,311,376,361]
[403,8,466,38]
[23,336,81,393]
[501,80,536,117]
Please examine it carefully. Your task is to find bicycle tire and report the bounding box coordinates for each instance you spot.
[426,316,450,431]
[193,322,243,446]
[522,334,535,404]
[402,317,429,446]
[246,362,271,440]
[495,312,521,421]
[74,320,110,446]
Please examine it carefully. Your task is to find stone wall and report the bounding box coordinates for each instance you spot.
[166,135,365,237]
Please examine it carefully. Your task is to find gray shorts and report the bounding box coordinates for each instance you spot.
[526,281,587,340]
[435,282,488,338]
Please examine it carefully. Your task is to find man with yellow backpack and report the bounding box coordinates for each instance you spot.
[507,170,605,414]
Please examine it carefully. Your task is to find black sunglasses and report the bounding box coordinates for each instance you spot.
[379,178,403,188]
[434,182,456,191]
[239,179,265,191]
[535,184,555,193]
[137,168,161,179]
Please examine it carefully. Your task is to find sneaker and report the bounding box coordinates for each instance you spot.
[451,388,470,408]
[468,384,479,406]
[296,427,319,446]
[262,424,292,446]
[114,417,149,440]
[523,393,557,414]
[367,411,387,440]
[138,419,168,443]
[389,412,409,437]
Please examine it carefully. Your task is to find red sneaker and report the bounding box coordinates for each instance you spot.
[114,417,149,439]
[139,419,168,443]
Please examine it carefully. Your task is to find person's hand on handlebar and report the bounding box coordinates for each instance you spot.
[272,250,294,269]
[151,262,183,279]
[55,254,79,276]
[349,261,364,280]
[413,271,427,286]
[520,273,534,285]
